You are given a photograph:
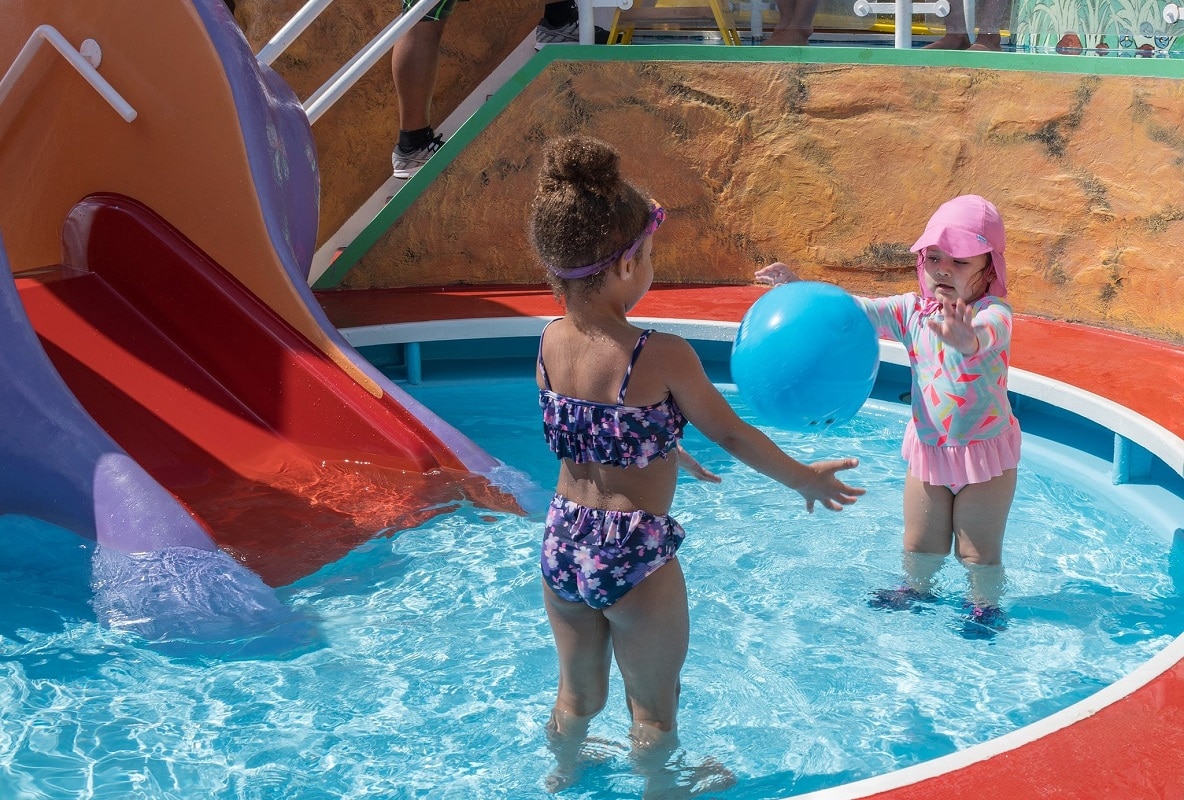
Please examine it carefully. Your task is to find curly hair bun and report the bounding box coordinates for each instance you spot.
[538,136,621,198]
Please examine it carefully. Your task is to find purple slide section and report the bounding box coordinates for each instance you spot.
[0,236,216,555]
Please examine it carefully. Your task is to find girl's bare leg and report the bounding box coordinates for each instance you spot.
[604,558,689,744]
[542,582,613,791]
[898,474,956,597]
[902,471,955,554]
[953,468,1017,607]
[902,550,948,595]
[603,558,736,796]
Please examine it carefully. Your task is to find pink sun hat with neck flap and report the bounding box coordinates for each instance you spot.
[910,194,1008,298]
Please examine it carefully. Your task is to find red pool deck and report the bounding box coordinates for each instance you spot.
[318,283,1184,800]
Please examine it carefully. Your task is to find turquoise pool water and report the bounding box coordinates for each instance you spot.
[1,374,1181,799]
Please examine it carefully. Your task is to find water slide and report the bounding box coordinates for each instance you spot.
[0,0,519,638]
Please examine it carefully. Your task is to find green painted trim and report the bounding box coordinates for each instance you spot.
[530,42,1184,76]
[313,43,1184,289]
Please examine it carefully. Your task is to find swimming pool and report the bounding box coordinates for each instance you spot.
[3,346,1181,799]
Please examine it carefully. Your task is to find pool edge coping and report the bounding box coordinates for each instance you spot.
[340,310,1184,800]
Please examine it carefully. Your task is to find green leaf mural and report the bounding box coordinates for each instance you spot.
[1014,0,1181,54]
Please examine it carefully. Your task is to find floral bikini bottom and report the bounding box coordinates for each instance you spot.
[541,493,685,609]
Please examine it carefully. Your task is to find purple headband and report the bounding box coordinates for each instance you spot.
[548,201,665,280]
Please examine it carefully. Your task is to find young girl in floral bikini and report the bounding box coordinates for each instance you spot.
[531,135,864,790]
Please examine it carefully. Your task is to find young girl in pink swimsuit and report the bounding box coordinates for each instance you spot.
[532,135,865,791]
[757,195,1020,632]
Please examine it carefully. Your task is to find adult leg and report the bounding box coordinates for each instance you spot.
[952,468,1017,607]
[391,18,448,134]
[965,0,1009,50]
[900,472,956,593]
[542,581,613,790]
[923,0,971,49]
[927,0,1008,50]
[764,0,820,46]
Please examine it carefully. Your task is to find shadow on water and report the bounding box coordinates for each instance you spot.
[0,515,95,642]
[1008,582,1184,642]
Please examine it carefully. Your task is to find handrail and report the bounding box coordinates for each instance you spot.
[575,0,636,43]
[269,0,618,124]
[853,0,951,47]
[300,1,438,125]
[256,0,336,66]
[0,25,137,126]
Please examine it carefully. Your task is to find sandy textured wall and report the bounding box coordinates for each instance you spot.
[233,0,540,247]
[344,60,1184,344]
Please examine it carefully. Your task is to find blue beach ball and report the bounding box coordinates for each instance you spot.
[731,282,879,431]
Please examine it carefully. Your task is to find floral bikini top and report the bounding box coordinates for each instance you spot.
[538,326,686,469]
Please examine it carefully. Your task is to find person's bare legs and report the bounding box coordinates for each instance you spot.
[902,469,1016,608]
[606,558,689,792]
[764,0,820,45]
[391,18,447,133]
[604,558,688,748]
[604,558,734,797]
[924,0,1007,50]
[542,581,613,791]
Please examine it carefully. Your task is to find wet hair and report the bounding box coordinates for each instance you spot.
[528,136,651,299]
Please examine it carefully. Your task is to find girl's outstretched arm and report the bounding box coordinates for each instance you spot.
[754,261,799,285]
[652,334,864,513]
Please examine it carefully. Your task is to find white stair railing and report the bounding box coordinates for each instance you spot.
[256,0,461,125]
[256,0,337,66]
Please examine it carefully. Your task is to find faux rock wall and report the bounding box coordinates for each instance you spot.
[230,2,1184,343]
[344,60,1184,344]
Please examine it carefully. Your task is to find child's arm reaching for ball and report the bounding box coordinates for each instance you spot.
[754,262,799,286]
[651,333,864,513]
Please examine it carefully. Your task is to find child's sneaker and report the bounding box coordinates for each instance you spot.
[868,585,933,611]
[392,133,444,179]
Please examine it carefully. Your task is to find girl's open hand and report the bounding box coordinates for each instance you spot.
[677,444,722,484]
[799,457,865,513]
[927,297,980,356]
[754,262,798,286]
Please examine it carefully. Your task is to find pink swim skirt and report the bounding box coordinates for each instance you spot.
[901,418,1022,493]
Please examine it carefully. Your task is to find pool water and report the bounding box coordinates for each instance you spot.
[1,376,1181,799]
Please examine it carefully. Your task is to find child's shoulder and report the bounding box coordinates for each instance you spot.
[975,295,1012,312]
[640,330,698,361]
